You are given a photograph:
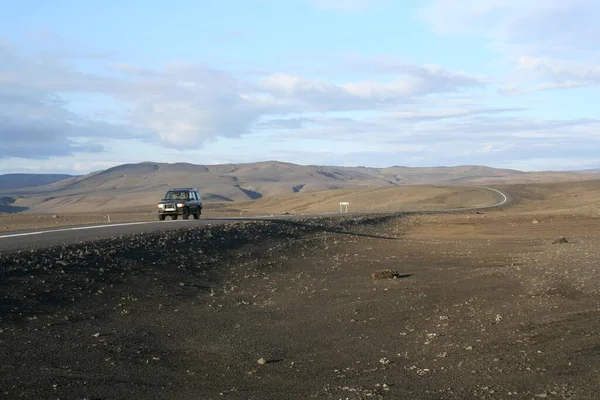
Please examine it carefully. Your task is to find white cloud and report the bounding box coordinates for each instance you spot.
[502,81,590,95]
[419,1,600,95]
[517,56,600,82]
[419,0,600,56]
[501,56,600,93]
[259,73,344,99]
[255,106,600,171]
[388,107,525,122]
[258,66,484,111]
[1,41,491,160]
[2,31,599,172]
[0,44,146,159]
[2,103,599,173]
[501,157,600,171]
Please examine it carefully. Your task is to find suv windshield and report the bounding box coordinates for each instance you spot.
[164,191,189,200]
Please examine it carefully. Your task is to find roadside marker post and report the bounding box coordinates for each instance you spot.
[339,202,349,213]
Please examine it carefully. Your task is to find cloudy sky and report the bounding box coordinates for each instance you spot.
[1,0,599,174]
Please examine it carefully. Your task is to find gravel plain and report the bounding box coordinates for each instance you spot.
[2,210,600,399]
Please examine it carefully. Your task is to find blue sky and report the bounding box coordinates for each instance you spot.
[1,0,599,174]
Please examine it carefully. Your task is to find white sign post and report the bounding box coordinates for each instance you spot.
[339,201,349,213]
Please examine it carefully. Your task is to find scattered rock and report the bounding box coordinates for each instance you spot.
[553,237,568,244]
[52,215,59,219]
[532,219,539,224]
[371,269,402,280]
[257,358,267,365]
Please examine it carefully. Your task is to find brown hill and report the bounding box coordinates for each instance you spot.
[0,173,75,191]
[493,179,600,216]
[2,161,599,214]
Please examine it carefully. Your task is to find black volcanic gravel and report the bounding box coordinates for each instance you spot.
[0,215,401,323]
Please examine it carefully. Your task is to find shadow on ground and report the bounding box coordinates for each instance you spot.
[0,196,29,213]
[0,213,406,323]
[235,213,407,240]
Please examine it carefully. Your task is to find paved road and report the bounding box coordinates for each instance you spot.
[0,186,510,253]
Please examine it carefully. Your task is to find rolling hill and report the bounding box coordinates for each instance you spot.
[1,161,598,213]
[0,174,76,191]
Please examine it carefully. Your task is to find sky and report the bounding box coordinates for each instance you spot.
[1,0,599,174]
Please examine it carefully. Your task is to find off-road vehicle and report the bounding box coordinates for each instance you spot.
[157,188,202,220]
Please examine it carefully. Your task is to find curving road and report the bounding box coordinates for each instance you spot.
[0,186,510,253]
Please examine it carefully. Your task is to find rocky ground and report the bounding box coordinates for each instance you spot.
[1,210,600,399]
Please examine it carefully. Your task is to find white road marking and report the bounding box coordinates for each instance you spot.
[0,215,282,240]
[0,221,160,239]
[0,187,510,240]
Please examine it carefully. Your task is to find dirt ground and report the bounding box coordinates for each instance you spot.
[0,185,500,233]
[2,182,600,399]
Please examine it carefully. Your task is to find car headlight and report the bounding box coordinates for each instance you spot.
[177,203,184,208]
[158,204,164,209]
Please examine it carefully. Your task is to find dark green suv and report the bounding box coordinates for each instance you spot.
[157,188,202,220]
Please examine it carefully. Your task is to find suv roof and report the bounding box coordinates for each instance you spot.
[167,187,199,192]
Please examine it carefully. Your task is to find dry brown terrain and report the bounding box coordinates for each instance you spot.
[0,185,501,232]
[2,180,600,399]
[235,185,499,215]
[2,161,598,215]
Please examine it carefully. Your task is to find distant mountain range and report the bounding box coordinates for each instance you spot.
[0,173,76,191]
[1,161,599,213]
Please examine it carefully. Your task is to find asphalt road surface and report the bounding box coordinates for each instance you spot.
[0,186,510,253]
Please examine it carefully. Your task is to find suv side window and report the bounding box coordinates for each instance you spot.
[190,191,196,200]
